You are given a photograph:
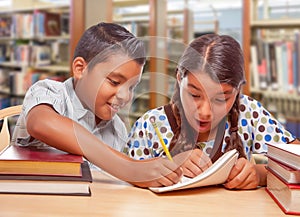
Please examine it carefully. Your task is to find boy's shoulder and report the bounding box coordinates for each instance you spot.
[29,78,72,92]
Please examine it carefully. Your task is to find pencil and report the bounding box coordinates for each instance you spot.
[149,117,173,161]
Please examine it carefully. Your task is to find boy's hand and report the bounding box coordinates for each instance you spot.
[173,149,212,178]
[129,157,183,188]
[224,157,259,189]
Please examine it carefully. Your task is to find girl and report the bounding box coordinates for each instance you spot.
[124,34,299,189]
[11,22,182,188]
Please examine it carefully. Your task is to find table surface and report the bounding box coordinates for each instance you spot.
[0,170,287,217]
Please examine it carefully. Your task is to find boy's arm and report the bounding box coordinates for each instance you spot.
[26,104,183,187]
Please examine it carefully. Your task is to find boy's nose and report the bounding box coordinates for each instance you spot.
[116,88,130,104]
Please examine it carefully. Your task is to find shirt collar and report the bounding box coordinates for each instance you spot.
[64,78,113,127]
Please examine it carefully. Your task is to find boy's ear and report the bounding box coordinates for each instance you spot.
[176,72,182,84]
[72,57,87,80]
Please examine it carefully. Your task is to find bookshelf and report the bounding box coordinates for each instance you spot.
[242,0,300,137]
[111,0,194,128]
[112,0,168,127]
[0,0,72,109]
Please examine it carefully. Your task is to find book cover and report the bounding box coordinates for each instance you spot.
[149,149,238,193]
[44,12,61,36]
[266,143,300,170]
[0,145,83,176]
[268,42,278,90]
[250,45,260,90]
[256,39,268,89]
[0,161,92,196]
[286,41,295,93]
[267,156,300,184]
[274,41,284,91]
[266,170,300,215]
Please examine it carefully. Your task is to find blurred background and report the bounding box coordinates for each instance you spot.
[1,0,300,136]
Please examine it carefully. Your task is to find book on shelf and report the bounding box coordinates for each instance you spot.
[44,12,61,36]
[266,143,300,170]
[255,39,268,90]
[149,149,238,193]
[266,168,300,215]
[267,156,300,184]
[0,145,83,176]
[0,161,92,196]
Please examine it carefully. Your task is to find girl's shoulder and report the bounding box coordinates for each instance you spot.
[131,106,168,131]
[139,106,166,120]
[239,94,263,111]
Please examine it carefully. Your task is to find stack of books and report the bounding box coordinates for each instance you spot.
[266,143,300,215]
[0,145,92,196]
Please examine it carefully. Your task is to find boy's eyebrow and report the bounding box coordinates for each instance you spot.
[108,71,127,80]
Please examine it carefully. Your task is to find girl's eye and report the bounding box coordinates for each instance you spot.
[214,98,227,103]
[107,78,120,86]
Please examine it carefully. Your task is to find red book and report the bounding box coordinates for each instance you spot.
[266,169,300,215]
[267,155,300,184]
[0,145,83,176]
[266,143,300,170]
[44,12,61,36]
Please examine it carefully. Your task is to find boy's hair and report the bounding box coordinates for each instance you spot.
[170,34,247,158]
[73,22,146,69]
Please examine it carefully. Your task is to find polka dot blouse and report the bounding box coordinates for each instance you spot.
[123,95,295,160]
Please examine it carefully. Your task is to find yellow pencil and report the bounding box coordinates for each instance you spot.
[149,117,173,161]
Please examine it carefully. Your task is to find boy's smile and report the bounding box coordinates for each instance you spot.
[74,54,143,123]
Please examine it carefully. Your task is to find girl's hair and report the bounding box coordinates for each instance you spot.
[170,33,247,158]
[73,22,146,70]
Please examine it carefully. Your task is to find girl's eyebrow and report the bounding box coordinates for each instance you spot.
[188,83,235,95]
[187,83,201,90]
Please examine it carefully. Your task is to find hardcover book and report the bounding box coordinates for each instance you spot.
[0,145,83,176]
[0,161,92,196]
[266,143,300,170]
[149,149,238,193]
[267,156,300,184]
[266,169,300,215]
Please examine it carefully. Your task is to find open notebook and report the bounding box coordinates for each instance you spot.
[149,149,238,193]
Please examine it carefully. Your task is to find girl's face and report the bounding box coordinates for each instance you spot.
[75,55,143,123]
[178,72,238,141]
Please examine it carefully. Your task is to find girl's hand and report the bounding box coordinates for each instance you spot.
[173,149,212,178]
[224,157,260,189]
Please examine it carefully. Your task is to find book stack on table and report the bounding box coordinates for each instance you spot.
[265,143,300,215]
[0,145,92,196]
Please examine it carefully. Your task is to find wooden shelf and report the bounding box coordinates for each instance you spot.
[251,19,300,29]
[0,4,69,13]
[113,0,148,7]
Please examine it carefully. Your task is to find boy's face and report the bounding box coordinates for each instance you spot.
[75,55,143,122]
[178,72,238,141]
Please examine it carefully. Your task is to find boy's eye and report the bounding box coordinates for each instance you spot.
[189,92,200,98]
[107,77,120,86]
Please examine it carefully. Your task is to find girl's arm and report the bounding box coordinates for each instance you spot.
[26,104,183,187]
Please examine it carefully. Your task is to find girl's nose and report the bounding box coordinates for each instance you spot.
[197,99,212,119]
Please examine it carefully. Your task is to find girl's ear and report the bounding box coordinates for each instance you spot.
[72,57,87,80]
